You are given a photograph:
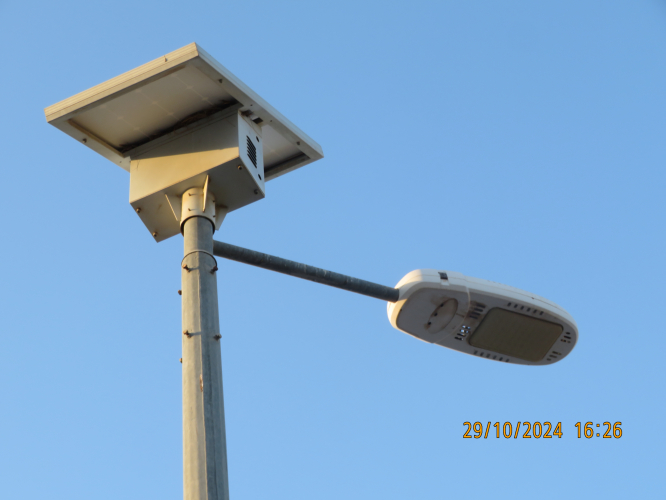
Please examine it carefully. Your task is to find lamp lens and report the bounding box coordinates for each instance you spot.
[469,308,562,362]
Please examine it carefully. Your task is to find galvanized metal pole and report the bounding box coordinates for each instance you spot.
[182,213,229,500]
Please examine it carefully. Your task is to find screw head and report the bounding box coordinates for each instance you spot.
[135,207,141,213]
[152,232,158,237]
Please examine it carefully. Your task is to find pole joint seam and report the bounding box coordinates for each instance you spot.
[181,249,218,268]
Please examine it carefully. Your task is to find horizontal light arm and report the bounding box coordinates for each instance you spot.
[212,240,400,302]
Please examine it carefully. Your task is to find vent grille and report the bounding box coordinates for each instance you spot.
[546,350,562,362]
[560,332,573,344]
[246,136,257,168]
[454,324,471,341]
[467,302,487,320]
[507,302,545,316]
[473,349,509,363]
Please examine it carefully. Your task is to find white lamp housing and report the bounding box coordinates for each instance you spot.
[387,269,578,365]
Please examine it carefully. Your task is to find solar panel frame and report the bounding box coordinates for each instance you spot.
[44,43,324,180]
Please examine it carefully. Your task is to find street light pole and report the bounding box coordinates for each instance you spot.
[44,43,319,500]
[45,42,579,500]
[181,188,229,500]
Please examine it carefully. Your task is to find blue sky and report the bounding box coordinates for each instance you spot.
[1,0,665,498]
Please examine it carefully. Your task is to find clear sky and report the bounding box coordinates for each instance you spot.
[1,0,664,498]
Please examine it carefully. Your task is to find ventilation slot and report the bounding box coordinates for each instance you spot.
[246,136,257,168]
[473,349,509,362]
[546,350,562,362]
[467,302,487,320]
[507,302,544,316]
[454,325,471,341]
[560,332,573,344]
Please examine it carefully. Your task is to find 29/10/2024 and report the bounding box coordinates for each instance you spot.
[463,422,622,439]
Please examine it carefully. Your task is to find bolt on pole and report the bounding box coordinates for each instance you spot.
[181,187,229,500]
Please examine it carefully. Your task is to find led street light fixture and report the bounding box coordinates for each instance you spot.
[209,242,578,366]
[45,43,324,242]
[387,269,577,365]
